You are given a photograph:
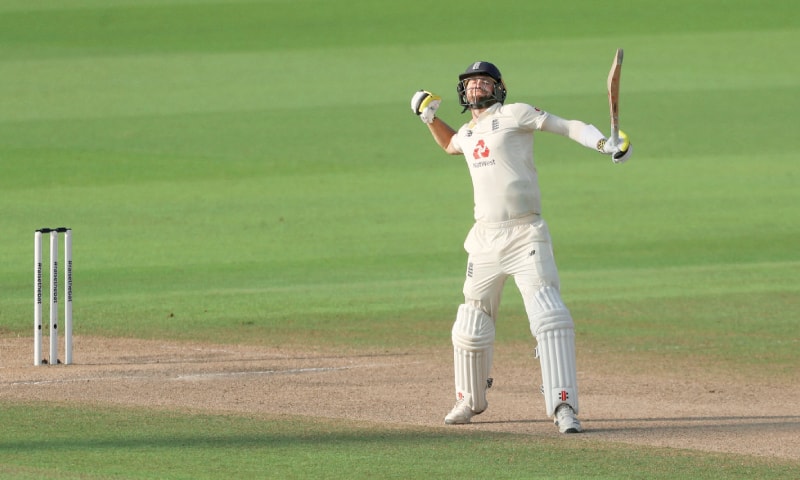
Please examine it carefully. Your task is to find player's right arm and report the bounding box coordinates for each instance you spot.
[411,90,461,155]
[428,118,460,154]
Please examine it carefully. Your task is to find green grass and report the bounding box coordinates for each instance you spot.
[0,404,797,480]
[1,0,799,478]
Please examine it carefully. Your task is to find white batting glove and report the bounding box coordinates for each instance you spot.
[410,90,441,124]
[598,130,632,164]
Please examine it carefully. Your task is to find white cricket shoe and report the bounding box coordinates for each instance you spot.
[554,404,582,433]
[444,398,485,425]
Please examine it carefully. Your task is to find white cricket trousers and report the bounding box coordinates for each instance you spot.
[461,214,563,323]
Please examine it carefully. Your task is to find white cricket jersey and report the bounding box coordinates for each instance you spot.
[450,103,549,224]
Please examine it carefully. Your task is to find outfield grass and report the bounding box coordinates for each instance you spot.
[1,0,798,478]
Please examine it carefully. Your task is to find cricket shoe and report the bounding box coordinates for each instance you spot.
[444,398,485,425]
[554,404,582,433]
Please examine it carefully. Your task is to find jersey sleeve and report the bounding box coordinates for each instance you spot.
[450,128,465,153]
[508,103,548,131]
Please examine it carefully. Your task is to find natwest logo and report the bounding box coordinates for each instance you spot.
[473,139,490,160]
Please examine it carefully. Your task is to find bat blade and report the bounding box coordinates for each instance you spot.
[607,48,623,145]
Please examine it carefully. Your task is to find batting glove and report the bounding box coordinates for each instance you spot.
[597,130,632,164]
[411,90,441,124]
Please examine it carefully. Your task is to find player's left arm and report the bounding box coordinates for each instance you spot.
[541,114,632,163]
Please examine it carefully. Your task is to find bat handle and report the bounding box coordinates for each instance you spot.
[608,127,619,146]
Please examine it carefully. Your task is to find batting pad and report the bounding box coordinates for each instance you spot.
[452,304,495,413]
[536,326,579,416]
[529,286,579,416]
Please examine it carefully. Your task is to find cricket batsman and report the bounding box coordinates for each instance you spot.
[410,61,632,433]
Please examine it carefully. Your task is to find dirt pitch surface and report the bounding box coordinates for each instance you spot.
[2,336,798,461]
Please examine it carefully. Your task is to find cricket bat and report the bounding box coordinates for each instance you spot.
[607,48,623,145]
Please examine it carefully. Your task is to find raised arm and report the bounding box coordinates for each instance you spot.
[411,90,461,155]
[427,117,460,154]
[541,114,632,163]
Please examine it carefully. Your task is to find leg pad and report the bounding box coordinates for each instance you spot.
[452,304,495,413]
[529,286,579,416]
